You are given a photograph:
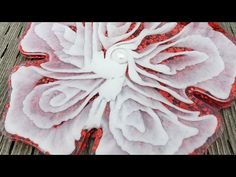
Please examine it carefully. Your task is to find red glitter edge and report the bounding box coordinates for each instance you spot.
[1,22,236,155]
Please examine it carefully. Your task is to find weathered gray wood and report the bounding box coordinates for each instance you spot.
[0,22,36,155]
[0,22,236,155]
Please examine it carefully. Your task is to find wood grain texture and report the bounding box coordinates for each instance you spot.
[0,22,236,155]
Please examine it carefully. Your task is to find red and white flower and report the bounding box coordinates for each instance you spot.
[4,22,236,154]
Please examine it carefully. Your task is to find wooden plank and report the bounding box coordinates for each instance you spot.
[10,141,34,155]
[0,22,236,155]
[0,22,35,155]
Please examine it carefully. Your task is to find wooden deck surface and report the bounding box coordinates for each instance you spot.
[0,22,236,155]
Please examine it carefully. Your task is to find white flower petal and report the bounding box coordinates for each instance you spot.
[107,86,217,154]
[96,118,128,155]
[5,66,90,154]
[98,22,141,49]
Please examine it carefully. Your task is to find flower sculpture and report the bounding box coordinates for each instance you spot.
[3,22,236,154]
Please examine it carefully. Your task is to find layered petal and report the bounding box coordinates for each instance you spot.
[102,86,217,154]
[5,66,94,154]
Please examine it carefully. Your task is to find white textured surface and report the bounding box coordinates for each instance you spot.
[4,22,236,154]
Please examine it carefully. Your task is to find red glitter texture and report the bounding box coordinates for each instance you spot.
[4,22,236,155]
